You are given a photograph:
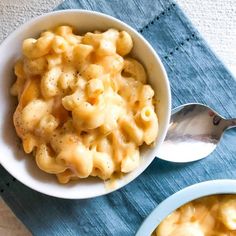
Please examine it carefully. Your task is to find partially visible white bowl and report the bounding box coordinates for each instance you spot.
[136,180,236,236]
[0,10,171,199]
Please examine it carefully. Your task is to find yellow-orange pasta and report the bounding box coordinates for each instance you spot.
[154,195,236,236]
[11,26,159,183]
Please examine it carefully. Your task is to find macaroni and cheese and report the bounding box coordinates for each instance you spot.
[11,26,158,183]
[154,195,236,236]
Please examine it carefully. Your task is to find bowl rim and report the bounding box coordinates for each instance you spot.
[0,9,171,199]
[136,179,236,235]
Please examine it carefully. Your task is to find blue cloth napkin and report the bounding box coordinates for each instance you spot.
[1,0,236,235]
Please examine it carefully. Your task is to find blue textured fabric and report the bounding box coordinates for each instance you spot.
[0,0,236,235]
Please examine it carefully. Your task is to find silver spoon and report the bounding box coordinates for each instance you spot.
[157,103,236,163]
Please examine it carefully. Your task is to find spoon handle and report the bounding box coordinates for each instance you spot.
[226,118,236,130]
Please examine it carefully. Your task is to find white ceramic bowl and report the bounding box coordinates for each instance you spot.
[136,180,236,235]
[0,10,171,199]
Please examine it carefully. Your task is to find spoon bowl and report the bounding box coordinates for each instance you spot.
[157,103,236,163]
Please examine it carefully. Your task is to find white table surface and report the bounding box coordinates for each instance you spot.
[0,0,235,235]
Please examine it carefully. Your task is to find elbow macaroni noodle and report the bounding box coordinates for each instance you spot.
[154,195,236,236]
[11,26,159,183]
